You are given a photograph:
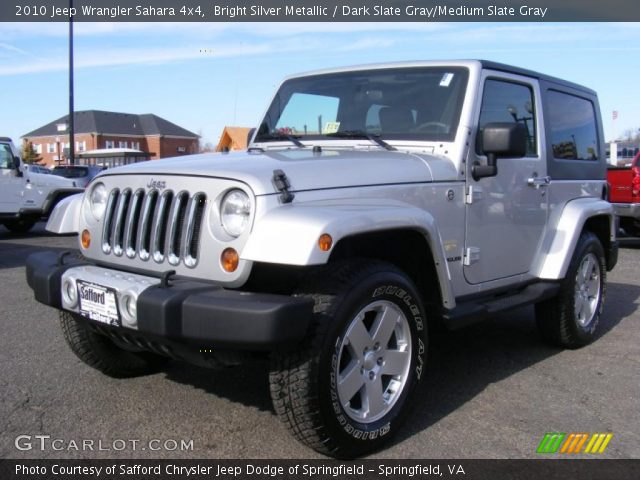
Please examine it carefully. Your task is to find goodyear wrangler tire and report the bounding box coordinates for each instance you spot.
[269,260,427,458]
[535,231,606,349]
[59,311,168,378]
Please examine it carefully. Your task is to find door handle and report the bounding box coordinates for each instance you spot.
[527,175,550,189]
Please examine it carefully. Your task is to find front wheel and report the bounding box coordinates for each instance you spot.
[269,260,427,458]
[535,231,606,349]
[59,311,169,378]
[3,219,36,233]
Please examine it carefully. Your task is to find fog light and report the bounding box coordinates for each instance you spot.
[81,229,91,249]
[121,294,137,326]
[318,233,333,252]
[63,279,78,307]
[221,248,239,272]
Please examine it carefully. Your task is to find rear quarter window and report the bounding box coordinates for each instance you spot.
[547,90,599,161]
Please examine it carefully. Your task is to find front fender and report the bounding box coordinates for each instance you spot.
[45,193,82,234]
[242,199,456,308]
[535,198,615,279]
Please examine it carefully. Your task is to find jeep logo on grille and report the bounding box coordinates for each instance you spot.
[147,179,166,190]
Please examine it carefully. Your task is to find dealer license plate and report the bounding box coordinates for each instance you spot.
[77,280,121,326]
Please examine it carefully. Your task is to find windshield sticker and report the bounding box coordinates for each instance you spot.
[322,122,340,134]
[440,73,454,87]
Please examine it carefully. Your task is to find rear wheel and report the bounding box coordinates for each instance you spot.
[269,260,427,458]
[59,311,168,378]
[3,219,36,233]
[535,232,606,348]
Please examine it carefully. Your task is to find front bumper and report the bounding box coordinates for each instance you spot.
[613,202,640,220]
[26,250,313,351]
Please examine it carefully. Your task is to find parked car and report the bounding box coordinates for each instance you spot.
[0,137,82,233]
[27,60,618,457]
[608,151,640,236]
[51,164,104,188]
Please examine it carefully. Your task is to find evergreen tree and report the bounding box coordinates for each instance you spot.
[21,141,43,165]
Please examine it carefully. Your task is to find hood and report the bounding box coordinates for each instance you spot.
[26,171,79,189]
[98,149,456,196]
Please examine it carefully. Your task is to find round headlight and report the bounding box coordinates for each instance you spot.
[89,182,108,220]
[220,189,251,237]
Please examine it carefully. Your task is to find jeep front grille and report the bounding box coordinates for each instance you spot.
[101,188,206,267]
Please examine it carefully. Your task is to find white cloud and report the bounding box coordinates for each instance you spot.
[0,33,408,75]
[0,42,29,55]
[2,22,638,76]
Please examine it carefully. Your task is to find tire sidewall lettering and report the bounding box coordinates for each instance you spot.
[328,278,426,442]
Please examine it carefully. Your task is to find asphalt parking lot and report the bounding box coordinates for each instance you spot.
[1,223,639,459]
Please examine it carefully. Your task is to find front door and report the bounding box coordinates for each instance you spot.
[0,143,22,213]
[464,73,548,285]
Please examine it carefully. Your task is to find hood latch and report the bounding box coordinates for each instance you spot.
[272,169,295,204]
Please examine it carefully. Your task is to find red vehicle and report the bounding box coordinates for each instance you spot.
[608,152,640,236]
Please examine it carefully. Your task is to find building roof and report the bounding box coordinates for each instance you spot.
[23,110,198,138]
[215,127,253,152]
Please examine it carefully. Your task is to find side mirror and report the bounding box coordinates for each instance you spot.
[13,156,23,177]
[472,122,527,180]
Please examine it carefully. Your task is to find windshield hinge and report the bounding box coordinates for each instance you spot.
[272,169,295,204]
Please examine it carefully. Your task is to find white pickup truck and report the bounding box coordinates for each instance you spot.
[26,61,618,457]
[0,137,81,233]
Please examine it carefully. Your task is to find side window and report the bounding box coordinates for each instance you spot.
[478,79,537,156]
[547,90,599,161]
[0,144,14,169]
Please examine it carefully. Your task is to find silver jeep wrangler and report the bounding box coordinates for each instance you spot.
[27,60,618,457]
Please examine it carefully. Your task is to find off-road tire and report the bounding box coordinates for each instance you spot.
[3,219,36,233]
[269,260,427,458]
[535,231,606,349]
[59,311,168,378]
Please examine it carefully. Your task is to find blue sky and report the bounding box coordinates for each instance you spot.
[1,22,639,146]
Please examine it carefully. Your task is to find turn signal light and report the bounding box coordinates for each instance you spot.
[81,229,91,249]
[221,248,239,272]
[318,233,333,252]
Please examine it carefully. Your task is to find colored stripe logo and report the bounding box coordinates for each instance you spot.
[537,433,613,454]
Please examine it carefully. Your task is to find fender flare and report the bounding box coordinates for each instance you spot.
[45,193,83,234]
[534,198,615,280]
[242,200,456,308]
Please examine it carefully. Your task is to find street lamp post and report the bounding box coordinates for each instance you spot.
[68,0,75,165]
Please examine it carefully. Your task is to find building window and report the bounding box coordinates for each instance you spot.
[131,141,140,150]
[47,143,56,153]
[119,141,128,148]
[33,144,42,154]
[105,141,115,149]
[75,141,86,152]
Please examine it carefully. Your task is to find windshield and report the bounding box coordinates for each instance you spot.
[52,166,88,178]
[256,67,469,144]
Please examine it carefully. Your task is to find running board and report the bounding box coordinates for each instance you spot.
[441,282,561,330]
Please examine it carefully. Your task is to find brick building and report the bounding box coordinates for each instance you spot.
[215,126,254,152]
[23,110,199,167]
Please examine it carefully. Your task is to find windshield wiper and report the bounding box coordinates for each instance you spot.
[325,130,397,151]
[258,133,306,148]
